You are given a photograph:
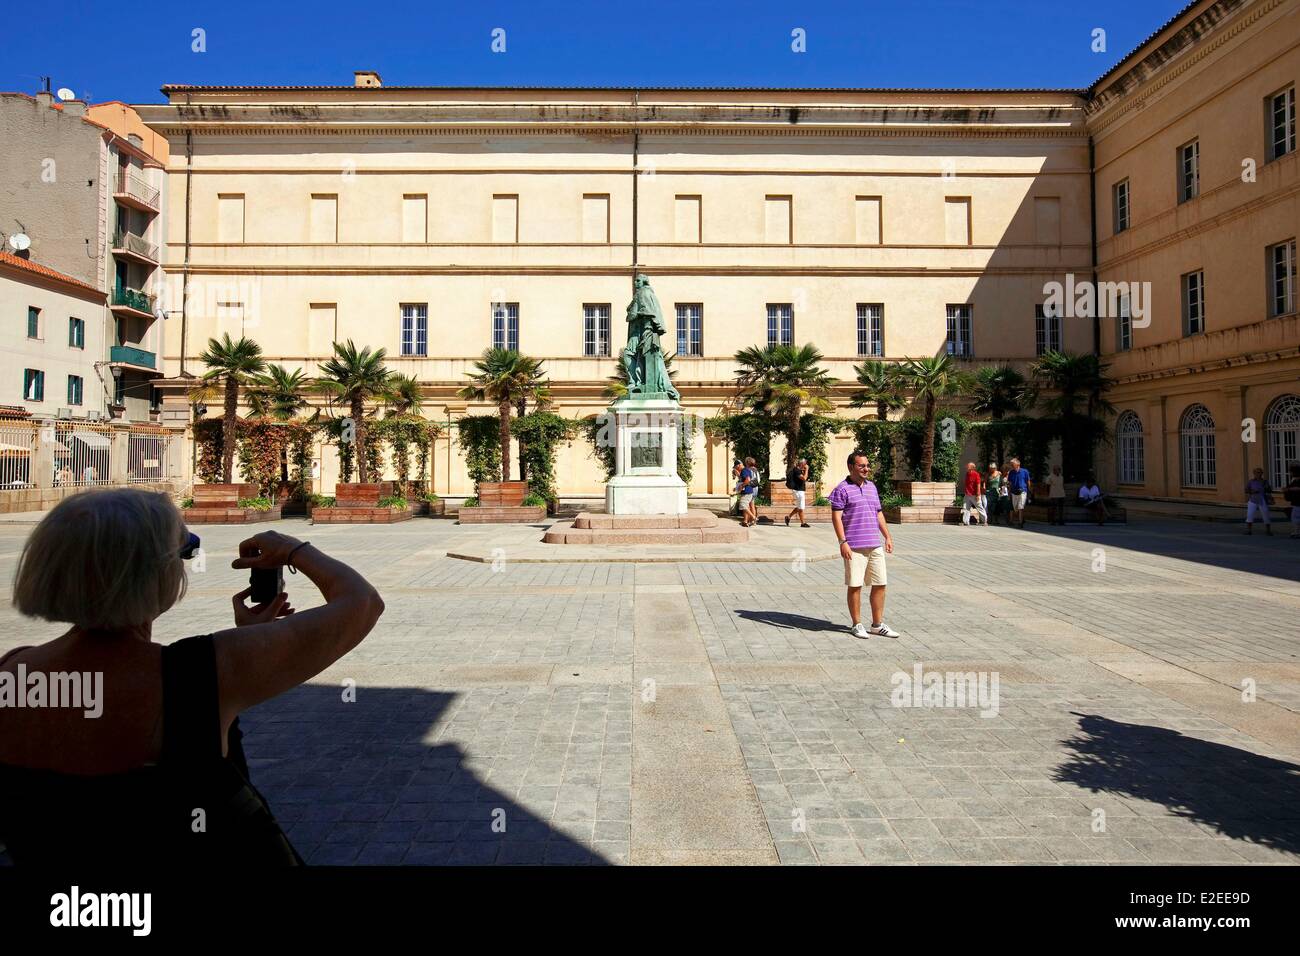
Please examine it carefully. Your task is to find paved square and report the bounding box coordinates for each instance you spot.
[1,516,1297,865]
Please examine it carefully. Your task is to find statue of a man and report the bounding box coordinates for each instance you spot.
[621,273,680,401]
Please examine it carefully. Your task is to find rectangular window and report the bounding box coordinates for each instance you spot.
[1178,140,1199,203]
[27,306,39,339]
[764,195,792,244]
[1034,304,1061,355]
[400,303,428,357]
[310,194,338,243]
[855,196,882,245]
[944,197,971,246]
[1034,196,1061,245]
[67,375,83,406]
[1113,180,1130,233]
[309,303,337,358]
[945,304,972,357]
[583,303,611,357]
[492,302,519,351]
[1271,239,1297,317]
[402,194,427,243]
[492,195,519,243]
[675,303,703,356]
[766,303,793,347]
[217,194,245,243]
[857,304,883,357]
[674,195,701,243]
[1117,294,1132,352]
[1269,86,1296,161]
[23,369,44,402]
[68,316,84,349]
[582,194,610,243]
[1182,270,1205,335]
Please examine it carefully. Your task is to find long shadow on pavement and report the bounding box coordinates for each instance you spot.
[241,684,607,865]
[1054,713,1300,855]
[735,609,847,632]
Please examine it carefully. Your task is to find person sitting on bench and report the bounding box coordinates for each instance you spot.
[1077,475,1109,526]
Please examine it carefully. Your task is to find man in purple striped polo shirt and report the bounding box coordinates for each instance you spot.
[829,450,899,639]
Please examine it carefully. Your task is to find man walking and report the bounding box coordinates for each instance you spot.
[1006,458,1031,528]
[961,461,985,526]
[737,457,759,527]
[785,458,811,527]
[830,450,898,639]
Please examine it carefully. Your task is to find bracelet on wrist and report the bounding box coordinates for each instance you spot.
[286,540,311,573]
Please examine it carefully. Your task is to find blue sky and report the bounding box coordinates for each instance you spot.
[1,0,1189,103]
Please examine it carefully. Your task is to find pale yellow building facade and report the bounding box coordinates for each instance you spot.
[136,0,1299,505]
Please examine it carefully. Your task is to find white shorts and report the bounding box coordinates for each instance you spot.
[1011,492,1028,510]
[793,490,806,509]
[844,546,887,588]
[739,493,756,508]
[1246,501,1271,524]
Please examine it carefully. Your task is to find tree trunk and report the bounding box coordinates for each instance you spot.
[877,400,887,422]
[352,397,368,483]
[921,396,936,479]
[786,408,801,471]
[221,377,238,483]
[498,399,512,483]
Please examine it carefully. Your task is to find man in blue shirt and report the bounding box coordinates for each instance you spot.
[1005,458,1032,528]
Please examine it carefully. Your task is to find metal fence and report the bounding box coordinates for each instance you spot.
[0,418,179,489]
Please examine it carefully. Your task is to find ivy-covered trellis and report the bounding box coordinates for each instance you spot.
[511,411,575,509]
[456,414,504,489]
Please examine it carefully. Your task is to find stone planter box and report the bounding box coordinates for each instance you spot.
[883,505,954,524]
[477,481,529,507]
[895,480,959,506]
[458,505,547,524]
[185,483,281,524]
[312,506,411,524]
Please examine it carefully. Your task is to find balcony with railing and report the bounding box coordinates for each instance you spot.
[111,228,159,266]
[109,345,157,371]
[111,286,156,318]
[112,170,161,213]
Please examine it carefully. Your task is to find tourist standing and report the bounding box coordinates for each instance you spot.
[1284,463,1300,539]
[830,451,898,639]
[785,458,811,527]
[737,457,760,527]
[961,462,985,526]
[730,460,743,516]
[1046,465,1067,526]
[1006,458,1031,528]
[985,464,1005,526]
[1078,474,1110,526]
[1244,467,1273,536]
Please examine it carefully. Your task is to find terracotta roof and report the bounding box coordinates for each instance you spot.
[0,252,104,300]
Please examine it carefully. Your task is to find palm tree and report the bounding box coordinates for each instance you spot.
[849,360,907,421]
[385,373,424,416]
[1030,351,1115,419]
[968,365,1030,421]
[734,343,837,471]
[195,333,266,483]
[898,354,963,479]
[316,340,393,483]
[248,364,310,421]
[458,348,549,483]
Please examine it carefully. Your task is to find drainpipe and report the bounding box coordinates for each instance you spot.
[631,89,639,272]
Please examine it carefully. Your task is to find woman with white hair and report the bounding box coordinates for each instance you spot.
[0,488,384,865]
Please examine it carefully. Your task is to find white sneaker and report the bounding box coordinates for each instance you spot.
[851,622,871,639]
[868,622,900,638]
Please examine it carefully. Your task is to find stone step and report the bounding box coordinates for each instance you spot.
[543,521,748,544]
[573,510,718,530]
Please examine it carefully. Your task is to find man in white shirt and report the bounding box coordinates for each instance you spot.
[1077,474,1109,526]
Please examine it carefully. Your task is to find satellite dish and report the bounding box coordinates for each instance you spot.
[56,88,76,102]
[8,233,31,252]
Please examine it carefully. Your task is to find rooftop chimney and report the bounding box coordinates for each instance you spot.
[62,100,86,117]
[35,91,53,108]
[353,71,382,88]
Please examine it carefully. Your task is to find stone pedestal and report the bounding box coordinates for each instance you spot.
[603,397,688,516]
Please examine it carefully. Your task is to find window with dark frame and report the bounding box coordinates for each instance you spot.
[766,303,793,347]
[67,375,83,406]
[1270,239,1296,317]
[1269,86,1296,161]
[400,303,428,357]
[23,369,44,402]
[68,316,85,349]
[583,303,611,357]
[1117,294,1132,352]
[1178,140,1199,203]
[945,304,972,358]
[1034,303,1061,355]
[27,306,39,339]
[857,304,883,357]
[492,302,519,351]
[1113,179,1130,233]
[675,303,703,356]
[1182,270,1205,335]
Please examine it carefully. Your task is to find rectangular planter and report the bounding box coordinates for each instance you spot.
[458,505,547,523]
[312,506,411,524]
[334,482,396,508]
[185,505,282,525]
[192,482,259,508]
[477,481,529,507]
[895,480,959,507]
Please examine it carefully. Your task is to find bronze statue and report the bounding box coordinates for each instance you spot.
[621,273,680,401]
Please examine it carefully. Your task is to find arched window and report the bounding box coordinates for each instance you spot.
[1265,395,1300,489]
[1117,411,1144,484]
[1179,404,1217,488]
